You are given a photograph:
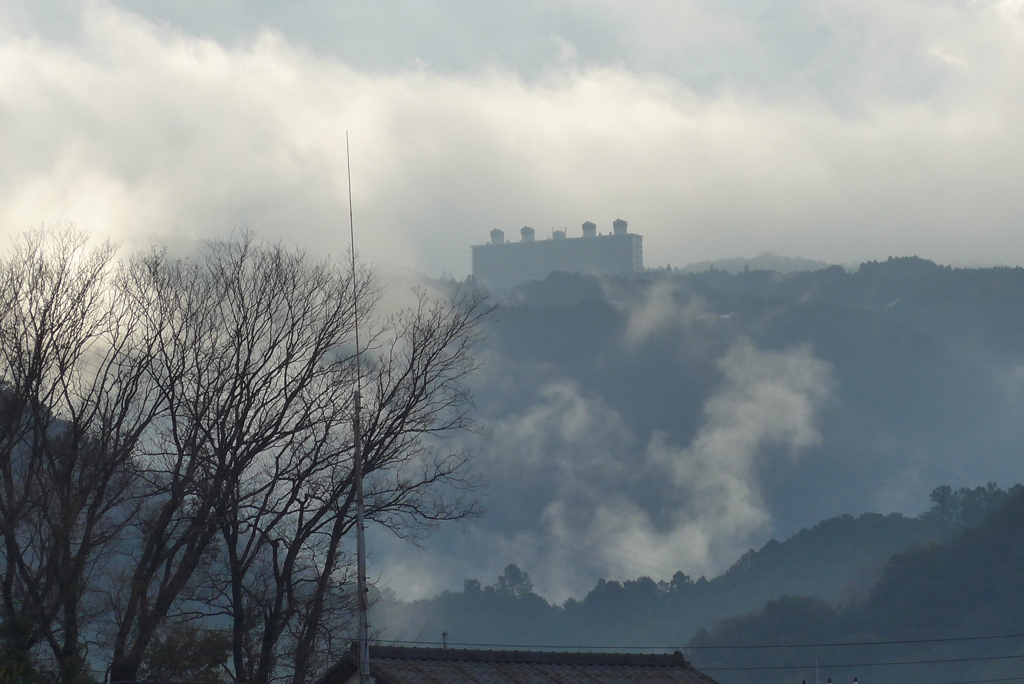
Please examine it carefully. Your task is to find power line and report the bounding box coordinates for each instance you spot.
[377,632,1024,651]
[700,653,1023,672]
[933,678,1024,684]
[371,638,1024,678]
[692,633,1024,650]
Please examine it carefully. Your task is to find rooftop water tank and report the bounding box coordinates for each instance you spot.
[582,221,597,238]
[613,219,628,236]
[553,230,566,240]
[521,226,535,242]
[489,229,505,245]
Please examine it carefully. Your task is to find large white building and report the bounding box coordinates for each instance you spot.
[471,219,643,292]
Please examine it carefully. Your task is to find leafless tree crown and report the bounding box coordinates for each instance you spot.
[0,227,491,684]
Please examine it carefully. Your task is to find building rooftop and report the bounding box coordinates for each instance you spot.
[318,645,722,684]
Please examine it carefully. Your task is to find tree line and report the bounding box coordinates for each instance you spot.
[375,483,1020,652]
[690,483,1024,684]
[0,227,490,684]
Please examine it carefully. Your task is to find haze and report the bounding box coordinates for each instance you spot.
[5,0,1024,610]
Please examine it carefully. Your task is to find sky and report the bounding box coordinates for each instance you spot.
[3,0,1024,277]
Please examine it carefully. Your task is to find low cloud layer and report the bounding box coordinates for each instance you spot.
[2,2,1024,276]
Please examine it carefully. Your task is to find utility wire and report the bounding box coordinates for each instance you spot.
[932,678,1024,684]
[699,653,1023,672]
[691,633,1024,650]
[373,638,1024,675]
[376,632,1024,651]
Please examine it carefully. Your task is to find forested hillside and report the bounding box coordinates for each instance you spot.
[416,258,1024,603]
[371,258,1024,684]
[374,484,1018,651]
[690,485,1024,684]
[488,259,1024,527]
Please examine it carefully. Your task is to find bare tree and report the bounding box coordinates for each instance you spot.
[288,290,491,683]
[0,227,161,684]
[216,288,490,684]
[106,234,373,683]
[0,229,490,684]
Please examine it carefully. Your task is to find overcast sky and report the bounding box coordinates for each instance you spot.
[2,0,1024,276]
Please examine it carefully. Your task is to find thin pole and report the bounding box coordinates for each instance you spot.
[346,131,369,684]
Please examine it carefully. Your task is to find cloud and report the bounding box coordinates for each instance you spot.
[640,340,833,566]
[623,279,709,347]
[369,376,641,601]
[2,2,1024,279]
[548,341,833,596]
[375,340,833,602]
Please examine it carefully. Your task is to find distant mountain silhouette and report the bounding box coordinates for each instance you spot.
[376,484,1014,650]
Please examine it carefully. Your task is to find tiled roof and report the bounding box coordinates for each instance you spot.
[319,645,722,684]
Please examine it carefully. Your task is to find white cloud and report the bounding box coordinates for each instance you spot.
[379,341,833,602]
[623,279,709,347]
[640,341,833,566]
[558,341,833,593]
[2,2,1024,278]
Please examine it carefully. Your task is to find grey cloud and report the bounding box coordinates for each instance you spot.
[9,0,970,100]
[623,279,709,347]
[373,340,833,602]
[570,341,833,589]
[645,340,833,564]
[14,0,618,76]
[5,3,1024,278]
[368,375,641,601]
[6,2,1024,267]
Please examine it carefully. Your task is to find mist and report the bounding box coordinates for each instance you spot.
[367,263,1024,606]
[367,294,835,601]
[6,1,1024,679]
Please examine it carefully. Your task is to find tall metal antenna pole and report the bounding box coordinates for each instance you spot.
[346,131,370,684]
